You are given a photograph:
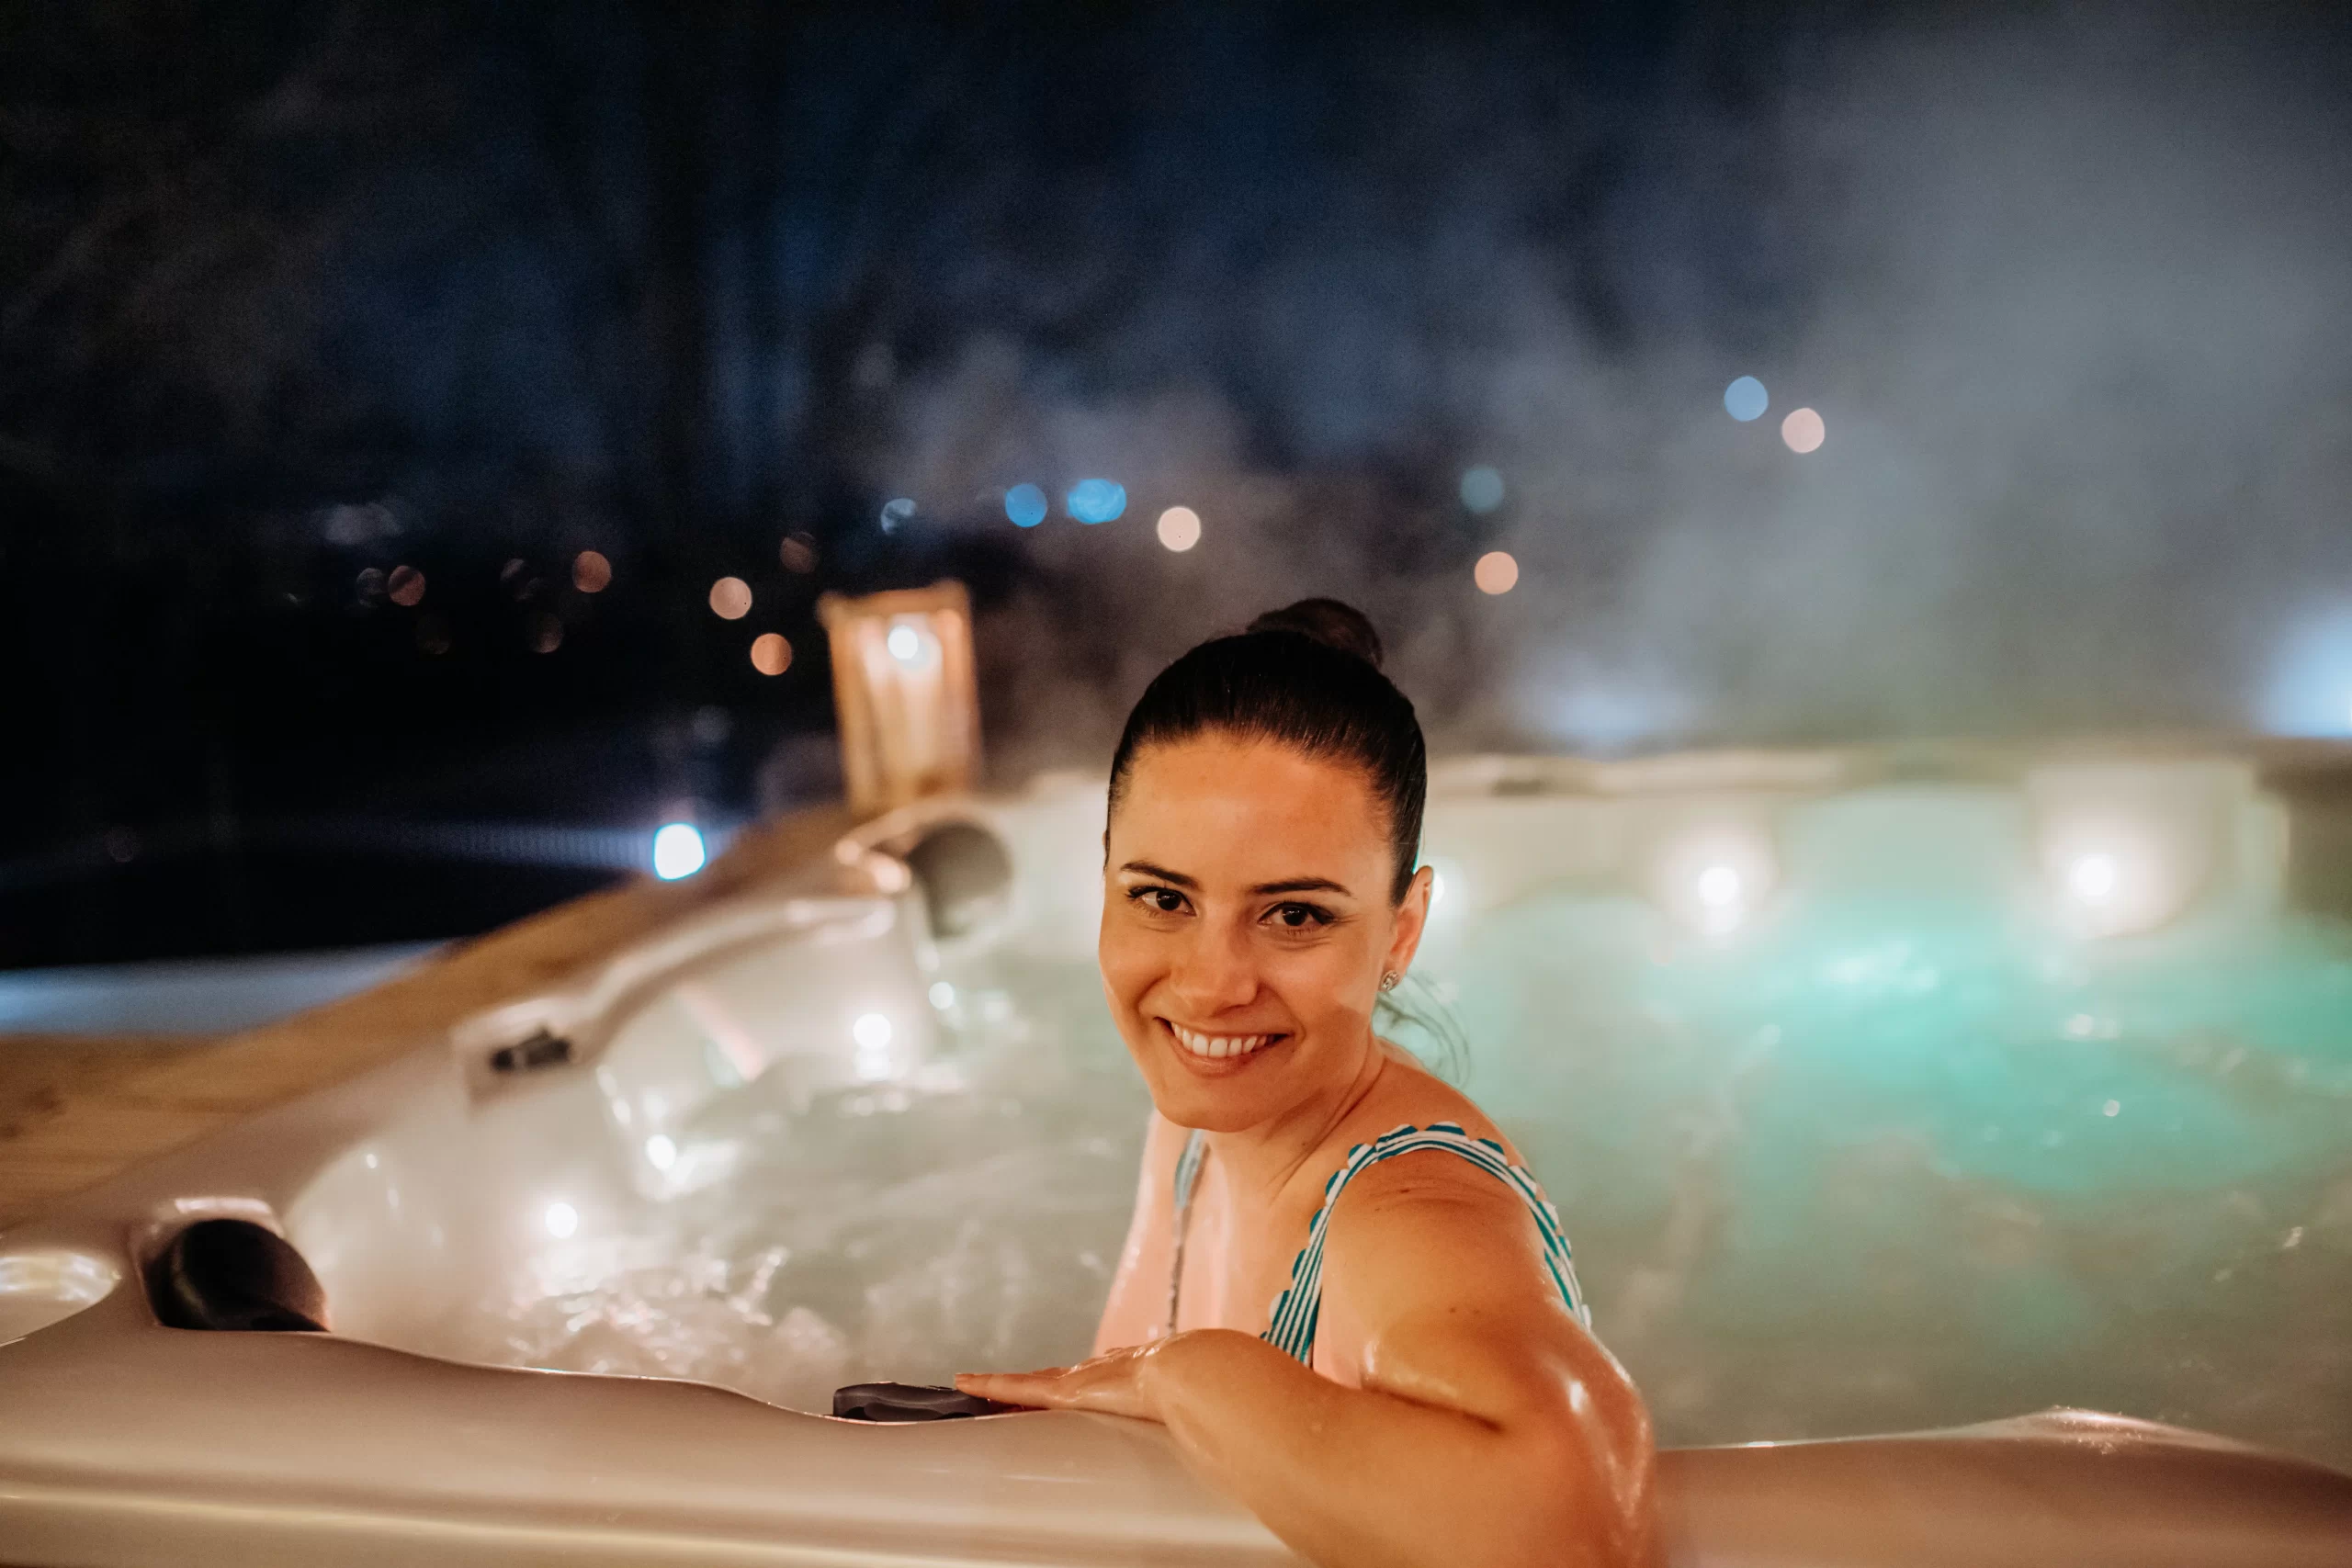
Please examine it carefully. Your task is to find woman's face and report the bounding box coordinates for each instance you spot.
[1100,733,1431,1132]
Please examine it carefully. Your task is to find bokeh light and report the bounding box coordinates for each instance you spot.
[387,565,425,606]
[652,822,707,880]
[708,576,752,619]
[778,533,818,573]
[1156,505,1202,551]
[356,566,386,602]
[879,497,915,533]
[571,550,612,592]
[1724,376,1770,422]
[543,1201,579,1239]
[1459,466,1505,514]
[529,612,563,653]
[750,632,792,675]
[1066,478,1127,523]
[1004,483,1048,527]
[1474,550,1520,594]
[887,624,922,661]
[1781,407,1826,453]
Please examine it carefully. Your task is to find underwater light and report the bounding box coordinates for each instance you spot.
[2066,852,2120,903]
[1654,828,1777,936]
[2041,826,2181,939]
[651,822,707,880]
[1696,863,1743,909]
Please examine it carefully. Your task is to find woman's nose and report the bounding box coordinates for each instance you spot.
[1168,921,1260,1012]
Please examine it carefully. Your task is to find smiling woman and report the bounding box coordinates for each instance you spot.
[956,602,1657,1568]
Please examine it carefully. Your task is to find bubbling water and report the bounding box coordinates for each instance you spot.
[441,897,2352,1470]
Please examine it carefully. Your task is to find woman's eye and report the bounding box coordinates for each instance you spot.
[1131,887,1187,914]
[1269,903,1329,930]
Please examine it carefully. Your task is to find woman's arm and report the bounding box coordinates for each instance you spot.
[962,1157,1658,1568]
[1089,1111,1182,1355]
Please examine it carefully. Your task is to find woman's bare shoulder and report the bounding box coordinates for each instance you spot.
[1351,1043,1522,1159]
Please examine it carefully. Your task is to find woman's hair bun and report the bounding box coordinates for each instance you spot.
[1246,598,1385,670]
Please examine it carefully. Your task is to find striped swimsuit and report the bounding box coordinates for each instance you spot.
[1166,1121,1591,1363]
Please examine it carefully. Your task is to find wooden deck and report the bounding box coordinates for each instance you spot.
[0,804,853,1230]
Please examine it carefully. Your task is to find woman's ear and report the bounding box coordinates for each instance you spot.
[1385,863,1435,980]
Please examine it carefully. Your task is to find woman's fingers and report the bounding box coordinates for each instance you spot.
[955,1369,1069,1405]
[956,1348,1163,1421]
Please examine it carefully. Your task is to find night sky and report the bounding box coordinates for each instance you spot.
[5,1,2351,964]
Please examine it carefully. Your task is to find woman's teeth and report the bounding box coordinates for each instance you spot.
[1170,1023,1278,1060]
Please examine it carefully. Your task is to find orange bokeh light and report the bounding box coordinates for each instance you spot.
[709,576,752,620]
[1474,550,1520,595]
[388,565,425,606]
[1781,407,1826,454]
[751,632,793,676]
[572,550,613,592]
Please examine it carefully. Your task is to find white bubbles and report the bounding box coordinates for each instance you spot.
[1156,505,1201,552]
[644,1134,678,1171]
[651,822,707,880]
[1724,376,1770,422]
[1781,407,1826,454]
[1459,466,1505,514]
[543,1201,579,1239]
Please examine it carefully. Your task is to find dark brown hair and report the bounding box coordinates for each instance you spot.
[1107,599,1427,902]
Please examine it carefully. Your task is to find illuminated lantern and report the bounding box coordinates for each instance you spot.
[817,581,982,818]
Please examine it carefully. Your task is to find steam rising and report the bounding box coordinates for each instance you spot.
[854,9,2352,769]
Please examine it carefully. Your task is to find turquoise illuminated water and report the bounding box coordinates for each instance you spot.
[458,884,2352,1471]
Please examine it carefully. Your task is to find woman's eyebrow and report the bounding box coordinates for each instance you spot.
[1250,876,1351,897]
[1119,860,1198,887]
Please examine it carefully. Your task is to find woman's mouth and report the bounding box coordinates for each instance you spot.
[1165,1021,1285,1062]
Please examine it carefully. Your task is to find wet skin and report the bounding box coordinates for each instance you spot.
[958,735,1659,1568]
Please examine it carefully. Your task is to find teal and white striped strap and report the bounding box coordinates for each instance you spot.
[1164,1127,1210,1334]
[1261,1122,1589,1365]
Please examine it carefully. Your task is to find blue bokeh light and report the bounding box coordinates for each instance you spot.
[879,497,915,533]
[2259,606,2352,736]
[1066,479,1127,524]
[1724,376,1770,422]
[1459,466,1505,514]
[1004,484,1048,527]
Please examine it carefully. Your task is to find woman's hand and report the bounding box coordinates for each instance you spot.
[956,1336,1192,1422]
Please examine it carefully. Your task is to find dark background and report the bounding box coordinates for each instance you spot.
[6,1,2350,967]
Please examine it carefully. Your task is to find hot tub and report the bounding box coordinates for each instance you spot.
[5,755,2350,1566]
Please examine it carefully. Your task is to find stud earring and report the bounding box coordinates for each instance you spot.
[1379,971,1401,992]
